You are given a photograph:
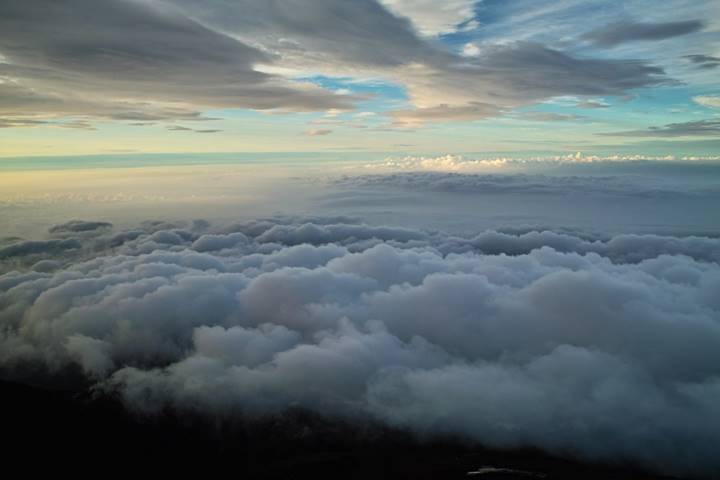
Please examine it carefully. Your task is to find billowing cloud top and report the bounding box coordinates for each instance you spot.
[1,216,720,478]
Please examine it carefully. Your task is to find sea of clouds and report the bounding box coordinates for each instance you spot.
[1,215,719,478]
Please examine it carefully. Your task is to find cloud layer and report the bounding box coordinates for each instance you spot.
[1,217,720,478]
[0,0,686,128]
[333,171,720,198]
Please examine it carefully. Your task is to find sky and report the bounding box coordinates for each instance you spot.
[2,3,720,479]
[0,0,719,157]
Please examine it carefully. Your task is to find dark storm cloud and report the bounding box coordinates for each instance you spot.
[0,0,354,124]
[1,217,720,478]
[602,119,720,137]
[583,20,705,47]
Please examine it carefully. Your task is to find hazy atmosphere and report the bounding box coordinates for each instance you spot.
[1,1,719,479]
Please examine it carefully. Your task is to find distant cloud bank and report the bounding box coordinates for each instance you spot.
[333,170,720,198]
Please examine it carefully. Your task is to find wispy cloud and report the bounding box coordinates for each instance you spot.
[582,19,704,47]
[520,112,587,122]
[305,129,334,136]
[167,125,222,134]
[601,119,720,137]
[684,54,720,70]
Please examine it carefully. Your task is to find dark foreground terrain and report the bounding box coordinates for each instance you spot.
[1,379,676,479]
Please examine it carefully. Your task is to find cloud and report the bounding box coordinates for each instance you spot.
[520,112,587,122]
[167,125,223,134]
[0,117,50,129]
[461,42,481,57]
[388,42,668,124]
[694,96,720,108]
[253,222,427,246]
[684,54,720,70]
[333,171,720,199]
[305,129,334,136]
[0,78,209,123]
[0,1,674,128]
[1,217,719,478]
[0,0,354,126]
[167,0,445,68]
[390,102,501,126]
[48,221,113,235]
[378,0,478,36]
[576,99,609,109]
[362,153,720,173]
[0,239,81,260]
[602,119,720,137]
[583,20,705,47]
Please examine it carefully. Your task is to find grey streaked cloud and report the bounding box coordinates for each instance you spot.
[583,19,705,47]
[463,42,667,98]
[0,238,81,260]
[602,119,720,137]
[0,0,354,125]
[1,217,720,478]
[378,0,478,36]
[165,0,448,68]
[576,99,609,109]
[49,221,112,235]
[167,125,223,134]
[388,42,668,123]
[0,0,677,128]
[0,117,48,128]
[684,54,720,70]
